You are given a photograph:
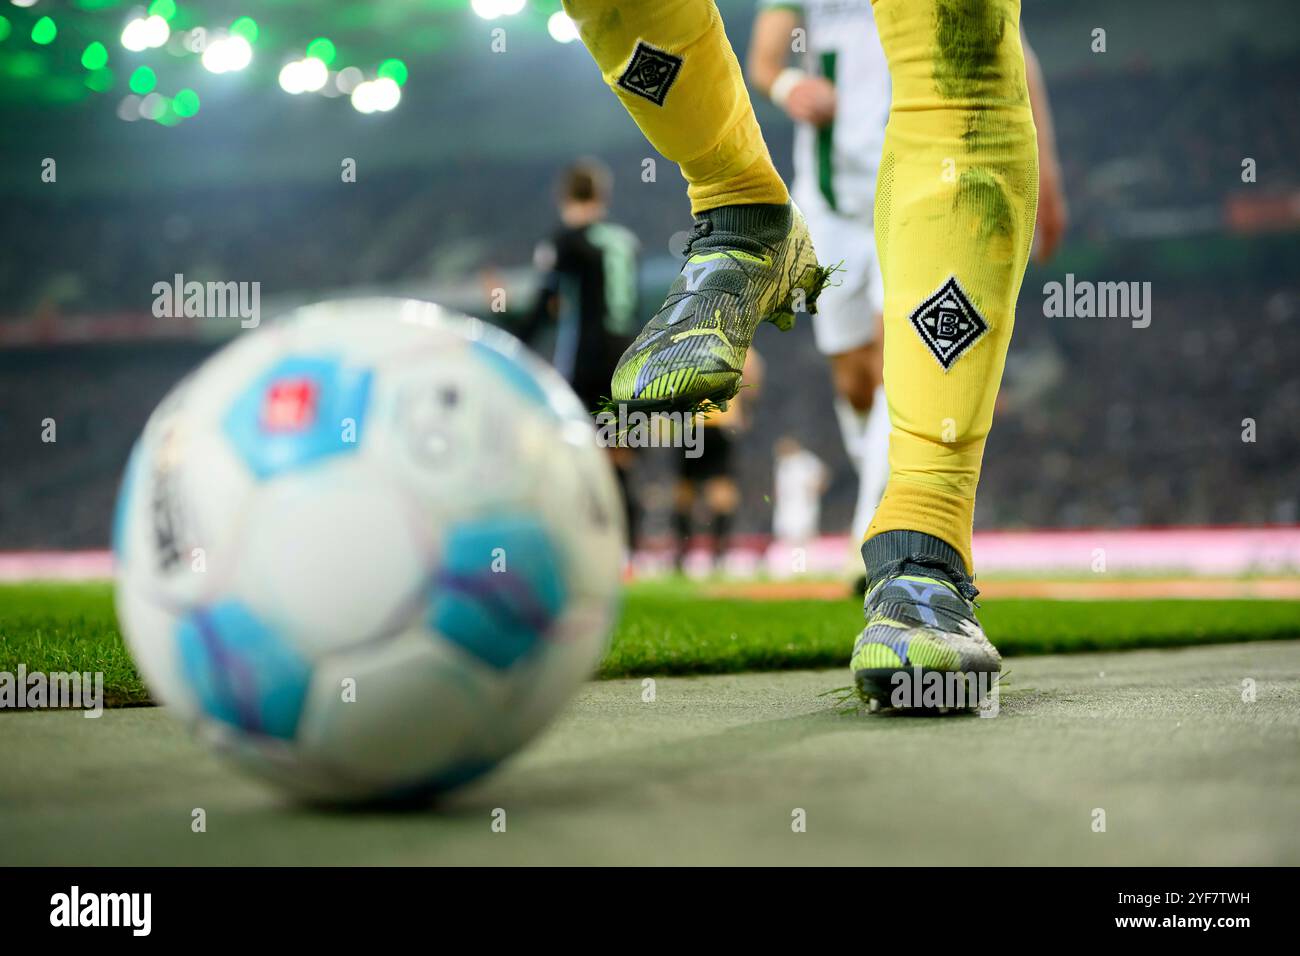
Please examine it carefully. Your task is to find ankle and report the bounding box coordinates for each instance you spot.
[687,202,791,255]
[861,530,977,600]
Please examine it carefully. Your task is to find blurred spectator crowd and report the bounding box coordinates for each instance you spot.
[1,277,1294,549]
[1,52,1297,548]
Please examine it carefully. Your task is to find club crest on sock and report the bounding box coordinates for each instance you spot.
[617,41,683,107]
[907,276,988,370]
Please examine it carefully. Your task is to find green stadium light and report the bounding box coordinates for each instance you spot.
[85,67,114,92]
[377,58,408,87]
[230,16,258,44]
[173,87,200,116]
[82,41,109,71]
[148,0,178,21]
[306,37,336,65]
[129,64,156,94]
[31,16,58,46]
[0,16,11,44]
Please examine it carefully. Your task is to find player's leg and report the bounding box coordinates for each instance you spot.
[562,0,831,410]
[830,342,881,460]
[671,477,697,572]
[853,373,889,544]
[800,205,887,577]
[831,340,883,585]
[608,446,641,551]
[577,368,641,552]
[852,0,1039,709]
[703,468,738,569]
[705,488,736,569]
[802,206,874,449]
[847,270,890,558]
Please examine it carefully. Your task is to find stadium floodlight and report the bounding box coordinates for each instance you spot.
[138,91,167,120]
[172,87,199,116]
[229,15,258,44]
[335,66,364,94]
[278,60,306,95]
[225,35,253,69]
[351,77,400,114]
[470,0,502,20]
[547,12,579,43]
[280,57,328,95]
[377,58,408,87]
[370,76,401,111]
[11,0,39,9]
[30,14,55,44]
[116,94,142,121]
[498,0,526,15]
[121,17,149,52]
[350,79,378,114]
[140,14,170,48]
[305,37,335,66]
[201,34,252,74]
[81,41,110,71]
[128,64,156,94]
[298,56,328,92]
[121,15,168,52]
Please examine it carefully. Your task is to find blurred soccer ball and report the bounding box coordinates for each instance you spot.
[113,298,624,803]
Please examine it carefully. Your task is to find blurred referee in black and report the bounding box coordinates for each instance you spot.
[522,159,642,550]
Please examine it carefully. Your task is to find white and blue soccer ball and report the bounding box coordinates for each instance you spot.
[113,298,624,803]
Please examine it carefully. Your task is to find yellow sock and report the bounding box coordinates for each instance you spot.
[562,0,788,213]
[865,0,1039,574]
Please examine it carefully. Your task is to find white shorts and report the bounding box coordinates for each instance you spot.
[774,507,819,544]
[796,192,884,356]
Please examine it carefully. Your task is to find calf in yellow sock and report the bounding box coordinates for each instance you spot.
[852,0,1039,710]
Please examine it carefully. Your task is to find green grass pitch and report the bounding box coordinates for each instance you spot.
[1,581,1298,706]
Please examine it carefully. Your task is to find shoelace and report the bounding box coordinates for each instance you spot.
[681,217,713,256]
[868,556,980,601]
[682,216,781,259]
[865,556,982,633]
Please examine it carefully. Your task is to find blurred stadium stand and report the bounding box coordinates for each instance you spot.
[1,0,1297,548]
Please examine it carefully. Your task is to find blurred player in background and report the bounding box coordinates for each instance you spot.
[772,435,828,550]
[563,0,1044,708]
[747,0,1068,591]
[673,349,764,573]
[521,159,643,547]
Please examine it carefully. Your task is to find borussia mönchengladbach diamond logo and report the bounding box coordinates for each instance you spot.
[617,41,683,107]
[908,276,988,370]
